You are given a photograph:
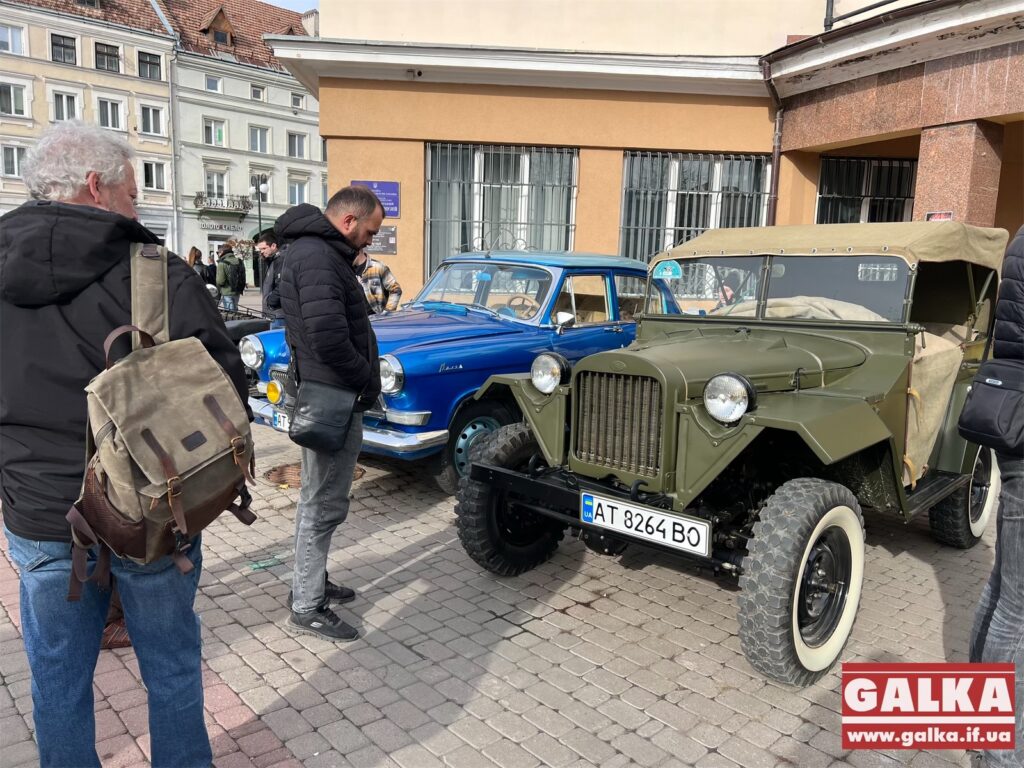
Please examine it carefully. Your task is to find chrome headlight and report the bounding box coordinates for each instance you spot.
[703,373,756,425]
[530,353,570,395]
[380,354,404,394]
[238,335,264,370]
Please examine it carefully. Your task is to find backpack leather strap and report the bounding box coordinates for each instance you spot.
[130,243,170,348]
[203,394,256,485]
[139,428,189,537]
[65,505,112,601]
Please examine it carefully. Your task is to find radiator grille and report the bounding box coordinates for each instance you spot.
[575,372,662,476]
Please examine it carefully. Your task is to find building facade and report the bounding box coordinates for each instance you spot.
[0,0,176,240]
[271,0,1022,298]
[0,0,325,275]
[159,0,325,283]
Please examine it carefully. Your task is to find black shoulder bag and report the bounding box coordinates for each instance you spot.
[957,332,1024,455]
[286,344,358,453]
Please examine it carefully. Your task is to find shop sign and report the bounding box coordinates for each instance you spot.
[200,222,243,232]
[351,180,400,218]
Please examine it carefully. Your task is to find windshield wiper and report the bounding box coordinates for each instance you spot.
[466,303,500,317]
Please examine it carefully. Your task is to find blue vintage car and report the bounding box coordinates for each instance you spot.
[243,251,669,492]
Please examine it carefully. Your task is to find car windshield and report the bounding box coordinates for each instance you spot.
[413,262,553,320]
[647,254,910,323]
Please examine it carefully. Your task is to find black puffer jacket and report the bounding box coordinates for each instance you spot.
[276,205,380,408]
[0,201,249,542]
[994,225,1024,361]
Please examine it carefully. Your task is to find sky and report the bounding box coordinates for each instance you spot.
[265,0,318,12]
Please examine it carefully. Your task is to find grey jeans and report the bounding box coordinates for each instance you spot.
[291,413,363,614]
[970,451,1024,767]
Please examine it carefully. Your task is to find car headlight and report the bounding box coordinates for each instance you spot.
[266,379,283,405]
[380,354,404,394]
[703,373,756,425]
[239,335,264,370]
[530,353,570,395]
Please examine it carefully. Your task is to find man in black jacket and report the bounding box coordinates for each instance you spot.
[0,121,247,766]
[256,230,286,328]
[277,188,383,641]
[970,225,1024,768]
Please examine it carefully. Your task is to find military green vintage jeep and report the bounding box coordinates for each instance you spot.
[455,221,1009,686]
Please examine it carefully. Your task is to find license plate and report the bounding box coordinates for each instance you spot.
[580,491,710,557]
[272,410,290,432]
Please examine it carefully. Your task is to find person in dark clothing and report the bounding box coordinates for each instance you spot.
[0,121,247,767]
[256,230,286,329]
[277,188,383,642]
[970,225,1024,768]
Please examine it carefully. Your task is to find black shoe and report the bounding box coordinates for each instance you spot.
[286,604,359,641]
[288,574,355,608]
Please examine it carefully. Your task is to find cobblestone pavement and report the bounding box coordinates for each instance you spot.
[0,423,995,767]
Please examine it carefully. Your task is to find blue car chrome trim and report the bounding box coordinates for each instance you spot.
[364,426,448,454]
[384,409,432,426]
[249,397,276,427]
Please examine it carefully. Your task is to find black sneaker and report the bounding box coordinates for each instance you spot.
[288,574,355,608]
[286,604,358,641]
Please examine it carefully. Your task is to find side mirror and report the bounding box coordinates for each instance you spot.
[554,311,576,335]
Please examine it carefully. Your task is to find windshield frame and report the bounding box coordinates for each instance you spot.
[410,260,559,326]
[645,252,915,327]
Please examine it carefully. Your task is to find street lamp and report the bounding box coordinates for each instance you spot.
[249,173,269,285]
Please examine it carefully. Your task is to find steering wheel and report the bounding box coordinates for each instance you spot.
[507,295,540,313]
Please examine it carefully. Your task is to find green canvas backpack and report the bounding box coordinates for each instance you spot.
[66,243,257,599]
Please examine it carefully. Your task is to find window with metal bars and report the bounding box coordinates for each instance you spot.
[816,158,917,224]
[620,151,771,262]
[425,143,578,272]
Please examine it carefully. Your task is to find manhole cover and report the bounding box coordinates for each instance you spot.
[263,462,365,488]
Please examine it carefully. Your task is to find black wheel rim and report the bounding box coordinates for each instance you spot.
[797,524,852,648]
[969,449,993,525]
[489,458,549,548]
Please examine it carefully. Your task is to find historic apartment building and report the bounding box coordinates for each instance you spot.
[0,0,325,278]
[0,0,177,240]
[270,0,1022,297]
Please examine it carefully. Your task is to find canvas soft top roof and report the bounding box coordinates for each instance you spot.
[655,222,1008,272]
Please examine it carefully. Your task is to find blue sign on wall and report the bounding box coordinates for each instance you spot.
[351,180,400,218]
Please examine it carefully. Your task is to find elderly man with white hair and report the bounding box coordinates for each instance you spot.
[0,121,248,767]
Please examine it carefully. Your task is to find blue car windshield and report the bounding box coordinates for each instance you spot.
[413,263,553,321]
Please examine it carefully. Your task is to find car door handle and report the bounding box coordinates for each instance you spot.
[604,325,624,333]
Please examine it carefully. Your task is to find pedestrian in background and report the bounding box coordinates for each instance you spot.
[186,246,204,276]
[277,187,383,641]
[215,242,246,311]
[256,231,286,329]
[354,248,403,314]
[969,225,1024,768]
[0,120,248,767]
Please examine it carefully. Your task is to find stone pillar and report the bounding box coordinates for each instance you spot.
[913,120,1003,226]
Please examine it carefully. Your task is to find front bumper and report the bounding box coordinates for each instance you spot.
[249,396,447,460]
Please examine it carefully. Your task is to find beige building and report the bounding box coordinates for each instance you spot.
[0,0,177,240]
[271,0,1022,298]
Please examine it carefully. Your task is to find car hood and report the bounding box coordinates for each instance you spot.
[584,327,868,398]
[374,306,521,353]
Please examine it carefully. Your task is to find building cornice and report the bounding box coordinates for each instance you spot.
[265,36,768,98]
[0,0,175,46]
[763,0,1024,98]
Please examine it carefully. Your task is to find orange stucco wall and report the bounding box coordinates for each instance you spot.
[995,121,1024,237]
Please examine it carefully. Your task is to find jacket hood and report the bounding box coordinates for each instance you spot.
[0,201,159,307]
[274,203,357,261]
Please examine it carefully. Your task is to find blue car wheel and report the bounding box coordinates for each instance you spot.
[453,415,503,476]
[434,401,516,495]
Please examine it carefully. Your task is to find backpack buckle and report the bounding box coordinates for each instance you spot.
[167,476,183,498]
[230,436,246,456]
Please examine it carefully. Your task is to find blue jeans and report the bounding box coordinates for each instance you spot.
[220,295,238,311]
[292,414,363,613]
[970,452,1024,767]
[4,528,211,768]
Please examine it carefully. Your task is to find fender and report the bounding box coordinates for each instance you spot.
[476,374,568,466]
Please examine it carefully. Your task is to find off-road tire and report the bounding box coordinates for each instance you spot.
[434,401,516,495]
[455,423,565,576]
[929,448,996,549]
[738,478,865,687]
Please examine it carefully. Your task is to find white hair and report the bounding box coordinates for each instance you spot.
[22,120,134,201]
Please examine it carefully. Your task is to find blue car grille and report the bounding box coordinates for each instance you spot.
[575,371,662,477]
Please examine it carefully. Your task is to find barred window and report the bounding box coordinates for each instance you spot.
[816,158,917,224]
[620,152,771,262]
[425,143,578,272]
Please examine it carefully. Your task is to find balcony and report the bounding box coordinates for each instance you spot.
[193,192,253,214]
